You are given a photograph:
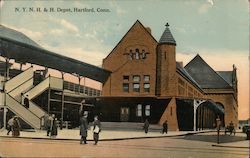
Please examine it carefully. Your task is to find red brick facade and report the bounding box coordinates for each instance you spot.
[102,20,238,130]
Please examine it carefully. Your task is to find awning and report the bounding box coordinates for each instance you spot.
[203,100,224,114]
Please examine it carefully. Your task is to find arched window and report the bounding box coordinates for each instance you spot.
[142,50,146,59]
[129,49,133,60]
[135,49,140,60]
[145,105,150,116]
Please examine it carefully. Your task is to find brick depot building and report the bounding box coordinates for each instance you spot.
[95,20,238,131]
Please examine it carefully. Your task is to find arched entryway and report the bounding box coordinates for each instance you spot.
[195,100,225,131]
[196,102,217,130]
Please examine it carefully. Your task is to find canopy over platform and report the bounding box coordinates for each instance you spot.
[0,25,110,83]
[203,100,225,114]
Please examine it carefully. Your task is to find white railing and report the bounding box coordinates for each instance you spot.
[5,67,33,93]
[0,92,4,106]
[25,77,50,100]
[8,78,33,102]
[50,77,63,89]
[29,101,46,118]
[6,94,40,129]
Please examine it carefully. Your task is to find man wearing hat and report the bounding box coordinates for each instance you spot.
[80,111,88,144]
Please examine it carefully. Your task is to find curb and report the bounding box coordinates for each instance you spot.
[212,144,250,149]
[0,130,212,142]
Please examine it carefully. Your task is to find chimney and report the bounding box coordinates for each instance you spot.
[145,27,151,34]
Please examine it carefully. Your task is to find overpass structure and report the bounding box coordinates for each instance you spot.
[0,25,110,129]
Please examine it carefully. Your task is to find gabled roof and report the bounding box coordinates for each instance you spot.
[103,20,158,61]
[0,25,110,83]
[184,54,232,89]
[176,62,203,92]
[217,71,233,86]
[159,23,176,45]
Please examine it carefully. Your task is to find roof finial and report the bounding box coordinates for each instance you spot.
[165,23,169,27]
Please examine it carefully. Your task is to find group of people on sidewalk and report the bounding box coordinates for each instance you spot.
[7,116,21,137]
[44,114,58,137]
[143,119,168,134]
[80,111,101,145]
[6,113,167,143]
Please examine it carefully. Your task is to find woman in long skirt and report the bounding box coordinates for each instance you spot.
[12,116,21,137]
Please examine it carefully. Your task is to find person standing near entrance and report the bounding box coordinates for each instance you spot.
[80,111,88,144]
[93,115,101,145]
[143,119,149,134]
[162,120,168,134]
[51,117,58,137]
[7,117,14,135]
[46,114,53,136]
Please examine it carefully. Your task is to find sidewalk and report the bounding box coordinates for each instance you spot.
[0,128,210,141]
[212,140,250,149]
[0,128,248,149]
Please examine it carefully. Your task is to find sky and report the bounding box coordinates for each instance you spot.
[0,0,249,120]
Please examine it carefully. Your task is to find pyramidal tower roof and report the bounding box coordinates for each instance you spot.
[159,23,176,45]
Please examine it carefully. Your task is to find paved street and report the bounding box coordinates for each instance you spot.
[0,132,249,158]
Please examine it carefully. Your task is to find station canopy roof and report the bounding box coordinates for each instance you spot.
[0,25,110,83]
[203,100,225,114]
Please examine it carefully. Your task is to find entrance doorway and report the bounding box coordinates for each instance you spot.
[120,107,129,122]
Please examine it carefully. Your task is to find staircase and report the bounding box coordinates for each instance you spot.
[24,76,63,99]
[6,94,41,129]
[23,76,63,119]
[4,67,48,129]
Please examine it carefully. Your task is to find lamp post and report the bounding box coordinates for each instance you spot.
[216,116,221,144]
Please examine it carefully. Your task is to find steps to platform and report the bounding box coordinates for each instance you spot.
[4,67,48,129]
[6,94,41,129]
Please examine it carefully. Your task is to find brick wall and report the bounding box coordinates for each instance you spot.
[102,21,158,97]
[205,93,238,127]
[156,45,177,97]
[159,97,179,131]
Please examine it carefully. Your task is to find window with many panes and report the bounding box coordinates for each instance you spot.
[123,83,129,92]
[145,105,150,116]
[136,104,142,117]
[144,75,150,82]
[133,83,140,92]
[123,75,129,81]
[144,83,150,92]
[133,75,140,82]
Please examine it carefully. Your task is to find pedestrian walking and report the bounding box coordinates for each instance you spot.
[12,116,21,137]
[93,115,101,145]
[46,114,53,136]
[80,111,88,144]
[7,117,14,135]
[143,119,149,134]
[162,120,168,134]
[51,117,58,137]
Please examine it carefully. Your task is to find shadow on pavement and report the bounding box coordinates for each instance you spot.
[175,134,246,143]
